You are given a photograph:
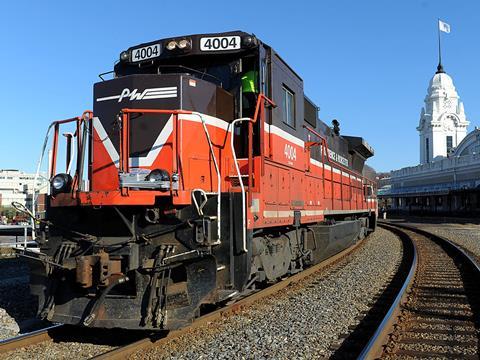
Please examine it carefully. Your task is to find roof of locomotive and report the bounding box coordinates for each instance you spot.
[115,30,263,68]
[113,30,308,87]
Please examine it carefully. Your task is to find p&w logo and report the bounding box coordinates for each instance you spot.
[96,87,178,103]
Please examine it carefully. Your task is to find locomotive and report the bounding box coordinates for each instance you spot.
[27,31,377,330]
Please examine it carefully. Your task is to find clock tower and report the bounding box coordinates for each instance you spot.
[417,63,469,164]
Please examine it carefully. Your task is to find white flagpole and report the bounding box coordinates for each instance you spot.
[437,19,442,68]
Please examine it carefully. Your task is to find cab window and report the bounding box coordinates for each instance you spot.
[282,85,295,128]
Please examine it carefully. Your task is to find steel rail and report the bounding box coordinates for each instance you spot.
[93,236,368,360]
[359,221,480,359]
[357,223,417,359]
[396,221,480,273]
[0,324,63,354]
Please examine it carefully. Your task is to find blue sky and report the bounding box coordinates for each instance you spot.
[1,0,479,173]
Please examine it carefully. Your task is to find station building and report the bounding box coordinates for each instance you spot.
[379,63,480,215]
[0,169,48,210]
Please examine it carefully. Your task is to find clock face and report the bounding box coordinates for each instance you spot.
[443,99,453,111]
[443,117,455,131]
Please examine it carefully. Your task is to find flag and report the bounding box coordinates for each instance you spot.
[439,20,451,33]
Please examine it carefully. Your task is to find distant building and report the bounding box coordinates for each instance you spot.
[417,63,469,164]
[376,173,391,189]
[380,63,480,215]
[0,169,48,209]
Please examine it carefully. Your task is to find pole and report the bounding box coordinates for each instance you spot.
[437,18,442,67]
[24,225,27,250]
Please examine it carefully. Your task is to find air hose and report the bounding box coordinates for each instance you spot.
[83,275,130,326]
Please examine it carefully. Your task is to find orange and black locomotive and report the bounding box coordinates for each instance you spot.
[28,31,377,330]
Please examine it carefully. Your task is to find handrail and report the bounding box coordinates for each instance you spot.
[32,110,92,239]
[303,124,373,185]
[118,108,222,244]
[229,94,275,253]
[49,116,82,179]
[192,112,221,244]
[75,111,93,193]
[230,117,252,253]
[49,111,93,188]
[303,124,376,209]
[120,109,193,115]
[251,94,277,124]
[248,94,276,205]
[191,188,208,216]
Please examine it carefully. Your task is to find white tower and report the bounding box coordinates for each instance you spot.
[417,64,469,164]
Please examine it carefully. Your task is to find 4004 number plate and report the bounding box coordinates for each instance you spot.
[131,44,161,62]
[200,36,241,51]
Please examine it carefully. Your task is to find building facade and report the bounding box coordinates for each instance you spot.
[417,64,469,164]
[0,170,48,209]
[380,64,480,215]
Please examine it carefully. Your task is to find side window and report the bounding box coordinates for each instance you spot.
[282,85,295,128]
[304,97,317,128]
[364,184,373,197]
[261,60,269,96]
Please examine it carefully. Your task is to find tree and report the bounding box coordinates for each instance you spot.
[0,206,17,220]
[362,164,377,182]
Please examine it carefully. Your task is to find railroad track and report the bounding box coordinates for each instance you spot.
[0,235,367,359]
[0,322,149,358]
[5,225,479,359]
[92,236,368,359]
[358,221,480,359]
[0,324,64,354]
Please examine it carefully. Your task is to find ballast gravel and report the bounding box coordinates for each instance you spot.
[416,222,480,261]
[129,228,402,360]
[0,257,35,340]
[0,338,116,360]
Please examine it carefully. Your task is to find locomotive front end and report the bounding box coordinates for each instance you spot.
[29,32,255,330]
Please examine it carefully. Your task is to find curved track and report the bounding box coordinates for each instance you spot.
[93,236,368,359]
[359,221,480,359]
[0,324,63,354]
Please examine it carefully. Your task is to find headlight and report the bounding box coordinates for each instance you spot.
[146,169,170,182]
[52,176,65,190]
[51,173,72,195]
[166,41,177,50]
[177,39,191,50]
[146,169,170,191]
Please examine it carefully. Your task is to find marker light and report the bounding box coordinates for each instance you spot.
[120,51,129,62]
[242,36,257,48]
